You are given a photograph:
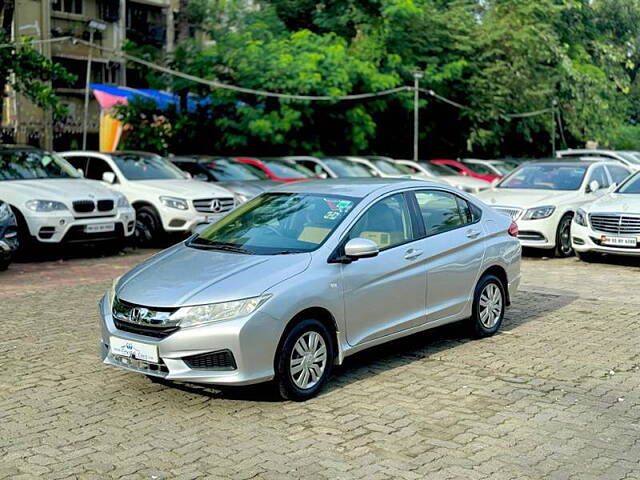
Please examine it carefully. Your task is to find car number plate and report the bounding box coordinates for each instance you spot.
[110,336,158,363]
[85,223,115,233]
[600,235,637,247]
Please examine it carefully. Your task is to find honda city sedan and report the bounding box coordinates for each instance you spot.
[100,179,521,401]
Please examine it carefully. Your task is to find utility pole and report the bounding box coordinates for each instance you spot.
[413,71,423,161]
[551,98,558,158]
[82,20,106,150]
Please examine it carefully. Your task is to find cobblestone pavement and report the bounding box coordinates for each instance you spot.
[1,249,640,479]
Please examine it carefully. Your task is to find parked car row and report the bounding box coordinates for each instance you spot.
[2,144,640,271]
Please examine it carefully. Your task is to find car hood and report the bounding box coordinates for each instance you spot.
[116,243,312,308]
[1,178,119,204]
[584,193,640,214]
[476,188,578,208]
[217,180,278,197]
[133,179,234,199]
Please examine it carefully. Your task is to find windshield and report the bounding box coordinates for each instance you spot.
[490,162,513,175]
[616,171,640,194]
[371,159,405,175]
[0,150,80,180]
[202,159,263,181]
[239,162,269,179]
[618,152,640,165]
[262,160,311,179]
[191,193,357,254]
[113,154,186,180]
[323,158,373,177]
[463,161,496,175]
[498,164,588,191]
[421,162,458,176]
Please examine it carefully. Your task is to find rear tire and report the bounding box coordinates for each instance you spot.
[275,319,334,401]
[470,274,506,338]
[135,205,163,246]
[554,214,574,258]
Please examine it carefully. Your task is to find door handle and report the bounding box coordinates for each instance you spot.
[466,229,481,239]
[404,248,423,260]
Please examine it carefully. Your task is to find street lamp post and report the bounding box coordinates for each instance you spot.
[413,71,423,161]
[82,20,107,150]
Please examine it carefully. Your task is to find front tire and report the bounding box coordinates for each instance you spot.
[470,274,506,338]
[554,214,574,258]
[275,319,334,401]
[135,205,163,246]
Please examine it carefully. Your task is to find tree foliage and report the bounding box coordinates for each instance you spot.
[116,0,640,158]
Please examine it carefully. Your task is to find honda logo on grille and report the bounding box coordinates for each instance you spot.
[210,199,222,213]
[129,307,149,324]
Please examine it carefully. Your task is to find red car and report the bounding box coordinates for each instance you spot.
[234,157,313,183]
[430,159,500,183]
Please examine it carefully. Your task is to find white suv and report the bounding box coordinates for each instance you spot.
[61,151,237,243]
[0,146,135,247]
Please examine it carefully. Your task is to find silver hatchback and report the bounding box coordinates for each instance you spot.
[99,179,521,400]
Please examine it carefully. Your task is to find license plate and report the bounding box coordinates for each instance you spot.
[109,336,158,363]
[85,223,115,233]
[600,235,637,247]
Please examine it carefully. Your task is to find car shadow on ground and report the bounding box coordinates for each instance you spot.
[152,290,576,403]
[522,246,640,267]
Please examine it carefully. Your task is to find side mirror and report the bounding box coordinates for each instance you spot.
[184,172,193,179]
[461,171,468,176]
[317,172,328,179]
[344,238,379,260]
[193,173,208,181]
[607,183,617,193]
[102,171,116,184]
[587,180,600,193]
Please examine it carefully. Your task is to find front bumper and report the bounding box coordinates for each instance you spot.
[571,222,640,257]
[98,294,281,385]
[514,216,559,249]
[24,208,135,244]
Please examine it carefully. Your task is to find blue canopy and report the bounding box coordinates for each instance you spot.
[90,84,210,113]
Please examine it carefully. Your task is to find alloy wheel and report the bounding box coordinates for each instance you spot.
[479,283,503,328]
[559,219,572,256]
[135,212,156,243]
[289,331,327,389]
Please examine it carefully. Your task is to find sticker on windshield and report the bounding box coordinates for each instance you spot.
[322,199,354,220]
[41,156,52,167]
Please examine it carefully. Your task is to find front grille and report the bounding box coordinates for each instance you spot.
[589,214,640,235]
[113,319,179,338]
[193,197,235,213]
[73,200,95,213]
[493,206,523,220]
[183,350,237,370]
[112,298,180,339]
[97,200,114,211]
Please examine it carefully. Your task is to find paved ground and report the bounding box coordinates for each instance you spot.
[1,248,640,479]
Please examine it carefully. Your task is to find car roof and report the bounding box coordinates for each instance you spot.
[517,159,608,167]
[267,178,439,198]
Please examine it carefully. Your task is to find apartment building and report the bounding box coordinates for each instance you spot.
[4,0,176,150]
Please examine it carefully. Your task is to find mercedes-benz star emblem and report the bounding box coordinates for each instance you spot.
[210,199,222,213]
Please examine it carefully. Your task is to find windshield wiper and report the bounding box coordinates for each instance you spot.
[188,238,254,254]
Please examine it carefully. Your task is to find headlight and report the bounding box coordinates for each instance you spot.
[171,294,272,328]
[115,193,130,209]
[25,200,68,212]
[160,196,188,210]
[234,193,249,205]
[522,206,555,220]
[0,202,11,221]
[106,276,121,311]
[574,208,588,227]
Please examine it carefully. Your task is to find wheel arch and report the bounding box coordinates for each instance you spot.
[480,264,510,306]
[274,306,339,366]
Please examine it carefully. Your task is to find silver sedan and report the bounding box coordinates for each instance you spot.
[99,179,521,400]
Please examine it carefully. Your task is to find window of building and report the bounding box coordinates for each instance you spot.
[52,0,83,15]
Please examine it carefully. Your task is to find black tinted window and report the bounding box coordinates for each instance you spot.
[415,191,473,236]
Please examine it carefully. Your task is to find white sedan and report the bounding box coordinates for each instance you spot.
[476,160,632,257]
[572,170,640,259]
[394,159,490,194]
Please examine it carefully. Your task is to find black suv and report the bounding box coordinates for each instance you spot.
[0,200,18,270]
